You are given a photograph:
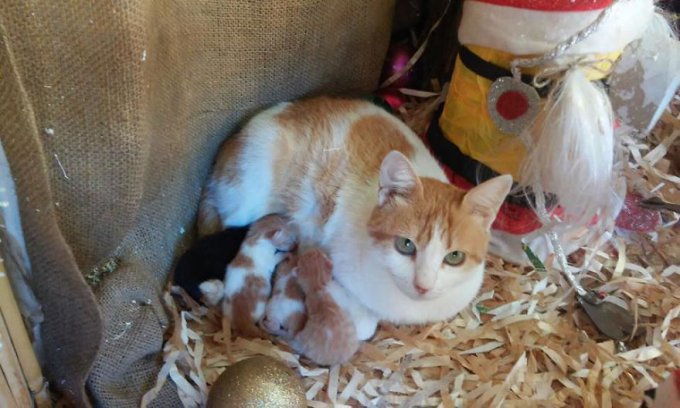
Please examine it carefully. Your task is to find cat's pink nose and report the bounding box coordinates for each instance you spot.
[414,284,429,295]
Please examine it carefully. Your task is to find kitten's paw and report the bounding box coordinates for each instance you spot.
[297,248,333,286]
[198,279,224,306]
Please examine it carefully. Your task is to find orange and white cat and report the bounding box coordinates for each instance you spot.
[199,97,512,342]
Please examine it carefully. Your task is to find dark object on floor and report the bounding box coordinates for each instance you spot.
[172,227,249,302]
[577,291,636,342]
[668,140,680,176]
[638,196,680,214]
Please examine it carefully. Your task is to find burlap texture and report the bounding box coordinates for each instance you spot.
[0,1,393,406]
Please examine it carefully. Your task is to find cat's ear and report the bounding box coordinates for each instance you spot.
[462,175,513,229]
[379,151,423,206]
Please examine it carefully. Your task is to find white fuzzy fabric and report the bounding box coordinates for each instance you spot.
[458,0,654,56]
[519,68,619,227]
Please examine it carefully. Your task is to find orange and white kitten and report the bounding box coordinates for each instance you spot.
[199,97,512,341]
[289,248,359,365]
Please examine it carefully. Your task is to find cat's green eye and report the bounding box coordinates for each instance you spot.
[394,237,416,256]
[444,251,465,266]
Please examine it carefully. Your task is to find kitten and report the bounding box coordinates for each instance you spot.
[288,248,359,366]
[199,214,297,338]
[260,254,307,338]
[260,251,359,366]
[173,226,249,303]
[199,97,512,343]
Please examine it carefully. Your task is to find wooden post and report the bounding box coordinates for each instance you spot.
[0,258,50,407]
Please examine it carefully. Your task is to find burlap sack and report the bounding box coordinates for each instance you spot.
[0,1,393,406]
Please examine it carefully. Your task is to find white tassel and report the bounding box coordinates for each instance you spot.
[519,68,619,226]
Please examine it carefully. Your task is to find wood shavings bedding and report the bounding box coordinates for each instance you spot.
[148,95,680,407]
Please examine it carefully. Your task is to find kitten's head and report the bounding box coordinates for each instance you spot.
[247,214,298,252]
[260,255,307,338]
[367,151,512,301]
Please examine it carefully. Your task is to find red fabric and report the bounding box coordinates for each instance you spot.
[444,167,601,234]
[469,0,612,12]
[614,193,661,233]
[418,129,544,235]
[496,91,529,120]
[442,166,544,234]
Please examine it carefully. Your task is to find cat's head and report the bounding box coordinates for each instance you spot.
[366,151,512,301]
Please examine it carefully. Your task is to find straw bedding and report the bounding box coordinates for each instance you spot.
[145,93,680,408]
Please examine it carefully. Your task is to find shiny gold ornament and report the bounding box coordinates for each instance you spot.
[206,356,306,408]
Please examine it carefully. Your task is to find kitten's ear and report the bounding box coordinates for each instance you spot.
[462,175,513,229]
[379,151,423,206]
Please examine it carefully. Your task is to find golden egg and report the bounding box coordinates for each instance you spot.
[206,356,306,408]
